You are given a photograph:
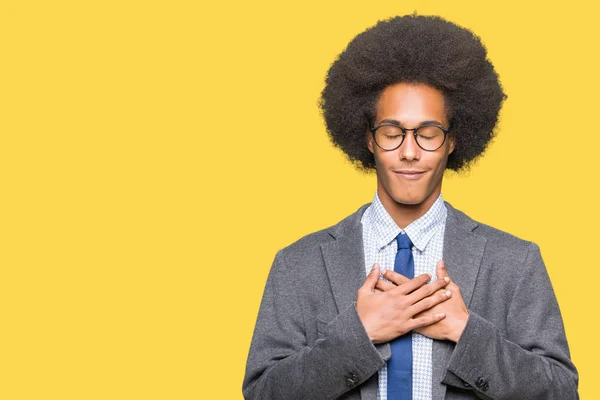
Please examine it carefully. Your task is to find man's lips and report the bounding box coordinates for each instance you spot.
[393,170,426,180]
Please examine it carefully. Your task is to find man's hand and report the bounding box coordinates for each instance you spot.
[356,264,451,344]
[378,261,469,343]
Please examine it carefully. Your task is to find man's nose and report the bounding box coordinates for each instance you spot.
[399,132,420,161]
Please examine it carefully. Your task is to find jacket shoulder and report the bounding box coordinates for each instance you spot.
[446,202,537,260]
[277,203,370,260]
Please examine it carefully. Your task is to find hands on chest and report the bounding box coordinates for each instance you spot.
[356,260,469,344]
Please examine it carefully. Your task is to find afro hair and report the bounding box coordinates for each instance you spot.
[319,14,507,171]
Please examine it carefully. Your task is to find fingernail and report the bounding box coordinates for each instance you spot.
[445,290,452,297]
[436,312,446,318]
[444,277,450,283]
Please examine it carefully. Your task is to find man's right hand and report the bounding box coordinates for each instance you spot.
[356,264,451,344]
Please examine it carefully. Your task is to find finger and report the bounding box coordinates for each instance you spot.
[381,269,411,286]
[410,288,452,315]
[361,264,380,293]
[408,312,446,330]
[406,276,450,304]
[375,277,397,292]
[436,260,450,281]
[392,273,432,295]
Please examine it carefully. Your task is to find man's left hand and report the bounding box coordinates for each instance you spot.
[376,260,469,343]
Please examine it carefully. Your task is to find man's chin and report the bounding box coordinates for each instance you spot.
[391,194,425,207]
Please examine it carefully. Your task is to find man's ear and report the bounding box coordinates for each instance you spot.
[448,135,455,155]
[366,131,374,154]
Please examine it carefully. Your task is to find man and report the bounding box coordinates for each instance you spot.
[243,14,578,400]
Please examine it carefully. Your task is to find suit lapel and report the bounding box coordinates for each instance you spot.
[320,212,367,315]
[442,203,486,308]
[432,203,486,400]
[320,204,382,400]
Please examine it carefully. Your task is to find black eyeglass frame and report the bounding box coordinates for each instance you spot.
[368,121,451,152]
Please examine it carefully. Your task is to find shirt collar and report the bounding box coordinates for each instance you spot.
[368,191,447,252]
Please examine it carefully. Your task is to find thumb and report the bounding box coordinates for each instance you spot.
[364,264,380,292]
[436,260,450,281]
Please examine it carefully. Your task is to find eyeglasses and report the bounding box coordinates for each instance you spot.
[369,122,450,152]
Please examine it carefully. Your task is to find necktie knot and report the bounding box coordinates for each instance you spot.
[396,233,413,250]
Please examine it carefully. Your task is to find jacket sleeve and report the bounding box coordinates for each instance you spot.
[242,250,388,400]
[442,242,579,400]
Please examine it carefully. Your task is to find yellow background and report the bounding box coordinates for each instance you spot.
[1,1,597,398]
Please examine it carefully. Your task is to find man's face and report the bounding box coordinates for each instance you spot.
[367,82,455,212]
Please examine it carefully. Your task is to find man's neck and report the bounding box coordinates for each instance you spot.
[377,190,441,230]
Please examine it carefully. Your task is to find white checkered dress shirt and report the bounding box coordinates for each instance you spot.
[360,191,447,400]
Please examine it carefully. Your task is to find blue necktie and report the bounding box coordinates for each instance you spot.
[387,233,414,400]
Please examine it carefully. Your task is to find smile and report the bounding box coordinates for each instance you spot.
[393,170,426,180]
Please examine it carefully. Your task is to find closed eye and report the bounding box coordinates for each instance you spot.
[417,134,436,140]
[385,134,404,139]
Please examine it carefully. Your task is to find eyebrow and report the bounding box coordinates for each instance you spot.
[378,118,444,127]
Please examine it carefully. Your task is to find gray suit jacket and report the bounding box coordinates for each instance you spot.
[243,202,578,399]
